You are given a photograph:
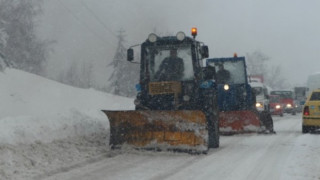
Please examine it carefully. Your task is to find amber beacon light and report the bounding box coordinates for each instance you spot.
[191,27,197,38]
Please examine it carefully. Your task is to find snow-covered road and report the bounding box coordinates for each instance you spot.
[43,115,320,180]
[2,69,319,180]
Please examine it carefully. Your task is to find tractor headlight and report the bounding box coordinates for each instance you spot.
[176,31,186,41]
[148,33,157,43]
[276,105,281,109]
[256,102,263,108]
[224,84,229,91]
[183,95,190,101]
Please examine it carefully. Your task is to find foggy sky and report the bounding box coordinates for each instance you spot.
[38,0,320,87]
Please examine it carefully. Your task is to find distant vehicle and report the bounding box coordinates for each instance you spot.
[207,57,275,134]
[302,89,320,133]
[294,86,308,112]
[249,81,270,113]
[269,95,284,116]
[270,90,296,115]
[307,73,320,96]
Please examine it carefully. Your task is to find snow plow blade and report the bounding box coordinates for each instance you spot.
[219,110,261,134]
[102,110,208,153]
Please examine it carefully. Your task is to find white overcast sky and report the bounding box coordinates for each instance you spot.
[38,0,320,86]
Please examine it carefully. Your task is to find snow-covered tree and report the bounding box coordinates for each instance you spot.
[246,50,287,89]
[108,30,139,97]
[0,21,9,71]
[0,0,50,75]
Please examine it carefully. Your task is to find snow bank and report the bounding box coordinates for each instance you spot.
[0,68,135,179]
[0,68,134,145]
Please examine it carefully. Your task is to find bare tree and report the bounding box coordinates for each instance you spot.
[246,50,269,76]
[246,50,287,89]
[266,65,288,89]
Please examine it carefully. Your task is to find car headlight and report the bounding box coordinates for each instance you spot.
[286,104,292,108]
[256,102,263,108]
[276,105,281,109]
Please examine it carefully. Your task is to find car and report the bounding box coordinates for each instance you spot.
[302,89,320,133]
[250,81,270,113]
[269,95,283,116]
[270,90,296,115]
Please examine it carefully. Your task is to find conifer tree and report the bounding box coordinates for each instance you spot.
[108,30,139,97]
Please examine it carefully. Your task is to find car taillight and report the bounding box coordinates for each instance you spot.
[303,106,309,116]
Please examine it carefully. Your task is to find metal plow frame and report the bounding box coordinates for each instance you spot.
[102,110,209,153]
[219,110,261,134]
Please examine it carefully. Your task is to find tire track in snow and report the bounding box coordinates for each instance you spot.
[243,118,301,180]
[163,115,302,180]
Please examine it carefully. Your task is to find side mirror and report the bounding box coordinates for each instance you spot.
[201,46,209,58]
[127,48,134,61]
[265,94,269,99]
[204,65,215,80]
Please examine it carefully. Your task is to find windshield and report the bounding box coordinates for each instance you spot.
[252,87,263,96]
[270,91,293,99]
[208,60,246,84]
[270,96,280,103]
[146,45,194,82]
[310,92,320,101]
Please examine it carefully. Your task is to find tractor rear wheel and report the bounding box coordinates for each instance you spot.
[207,95,219,148]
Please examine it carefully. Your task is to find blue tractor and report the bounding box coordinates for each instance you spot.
[206,55,274,134]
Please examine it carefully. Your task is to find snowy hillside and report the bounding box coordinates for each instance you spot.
[0,68,134,179]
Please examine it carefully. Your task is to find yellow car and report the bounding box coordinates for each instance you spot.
[302,89,320,133]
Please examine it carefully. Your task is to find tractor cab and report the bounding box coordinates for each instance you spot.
[206,56,253,111]
[206,56,275,134]
[127,31,211,110]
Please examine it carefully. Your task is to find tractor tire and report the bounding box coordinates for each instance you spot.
[302,126,308,133]
[260,111,275,133]
[206,94,219,148]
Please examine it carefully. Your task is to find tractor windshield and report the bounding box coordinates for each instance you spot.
[146,45,194,82]
[209,60,246,84]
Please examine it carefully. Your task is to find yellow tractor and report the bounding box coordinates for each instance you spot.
[102,29,219,153]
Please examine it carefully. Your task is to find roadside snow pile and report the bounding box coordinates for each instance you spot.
[0,68,134,179]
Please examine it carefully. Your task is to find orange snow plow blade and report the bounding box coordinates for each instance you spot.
[219,110,261,134]
[102,110,208,152]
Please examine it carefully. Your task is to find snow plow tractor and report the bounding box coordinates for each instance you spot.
[102,29,220,153]
[206,56,274,134]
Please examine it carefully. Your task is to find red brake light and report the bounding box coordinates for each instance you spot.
[303,106,309,116]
